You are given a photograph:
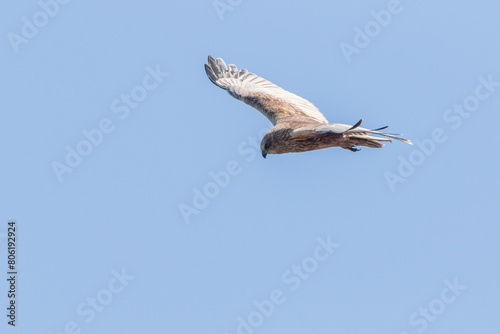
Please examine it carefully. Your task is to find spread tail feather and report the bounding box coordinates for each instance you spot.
[340,119,413,150]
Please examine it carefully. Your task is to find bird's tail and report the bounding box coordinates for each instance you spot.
[341,119,412,151]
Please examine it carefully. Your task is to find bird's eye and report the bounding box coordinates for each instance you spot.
[265,143,270,149]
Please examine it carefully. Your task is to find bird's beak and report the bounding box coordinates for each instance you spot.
[262,151,267,159]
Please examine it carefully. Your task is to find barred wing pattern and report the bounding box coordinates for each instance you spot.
[204,56,329,125]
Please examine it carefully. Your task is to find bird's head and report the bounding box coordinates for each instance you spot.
[260,134,274,159]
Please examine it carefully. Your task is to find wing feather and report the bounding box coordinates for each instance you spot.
[205,56,329,125]
[291,120,413,145]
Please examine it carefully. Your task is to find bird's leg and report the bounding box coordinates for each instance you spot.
[347,146,361,152]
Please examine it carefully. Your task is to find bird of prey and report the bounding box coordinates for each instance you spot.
[204,56,412,158]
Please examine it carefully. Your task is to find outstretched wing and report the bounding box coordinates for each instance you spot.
[205,56,329,125]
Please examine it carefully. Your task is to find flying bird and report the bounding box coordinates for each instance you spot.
[204,56,412,158]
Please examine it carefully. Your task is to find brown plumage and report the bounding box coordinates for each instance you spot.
[204,56,412,158]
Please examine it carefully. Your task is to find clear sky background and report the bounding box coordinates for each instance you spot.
[1,0,499,333]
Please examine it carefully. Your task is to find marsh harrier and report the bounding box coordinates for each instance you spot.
[205,56,412,158]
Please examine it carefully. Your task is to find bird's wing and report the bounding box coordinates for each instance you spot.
[291,119,413,144]
[205,56,329,125]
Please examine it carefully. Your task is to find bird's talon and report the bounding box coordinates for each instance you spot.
[349,146,361,152]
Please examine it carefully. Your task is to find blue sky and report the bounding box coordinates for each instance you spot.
[1,0,499,333]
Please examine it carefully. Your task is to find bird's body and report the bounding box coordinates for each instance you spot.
[261,120,342,153]
[204,56,412,158]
